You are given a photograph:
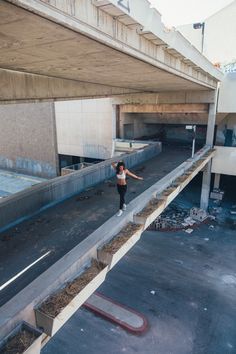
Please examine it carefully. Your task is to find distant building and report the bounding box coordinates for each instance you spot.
[178,1,236,70]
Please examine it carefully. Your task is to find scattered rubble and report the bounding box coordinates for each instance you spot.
[185,228,193,234]
[148,204,212,232]
[210,188,224,201]
[230,205,236,215]
[190,207,208,222]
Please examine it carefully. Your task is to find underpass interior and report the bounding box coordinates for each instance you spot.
[119,110,208,149]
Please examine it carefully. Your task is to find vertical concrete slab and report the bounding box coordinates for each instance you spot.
[200,89,218,209]
[200,161,212,210]
[213,173,221,189]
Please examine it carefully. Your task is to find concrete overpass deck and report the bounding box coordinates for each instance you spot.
[0,145,190,307]
[0,0,222,102]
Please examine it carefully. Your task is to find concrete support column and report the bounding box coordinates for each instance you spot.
[200,161,212,210]
[206,99,217,146]
[200,89,218,210]
[214,173,221,189]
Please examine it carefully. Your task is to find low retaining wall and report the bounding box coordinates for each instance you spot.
[0,142,161,232]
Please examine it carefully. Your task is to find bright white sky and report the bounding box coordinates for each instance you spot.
[149,0,233,26]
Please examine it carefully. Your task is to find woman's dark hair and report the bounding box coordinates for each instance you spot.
[116,161,126,175]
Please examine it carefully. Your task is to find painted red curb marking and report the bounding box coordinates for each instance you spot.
[83,292,148,335]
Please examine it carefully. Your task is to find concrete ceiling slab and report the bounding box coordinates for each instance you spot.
[0,1,214,101]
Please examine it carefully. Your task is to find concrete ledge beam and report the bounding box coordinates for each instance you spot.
[112,91,216,105]
[120,103,209,113]
[0,69,138,102]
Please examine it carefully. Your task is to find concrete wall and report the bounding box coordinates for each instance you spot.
[218,73,236,113]
[0,142,161,232]
[178,1,236,65]
[216,113,236,147]
[212,146,236,176]
[55,99,115,160]
[0,103,59,178]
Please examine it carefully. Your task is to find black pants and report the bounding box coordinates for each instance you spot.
[117,184,127,210]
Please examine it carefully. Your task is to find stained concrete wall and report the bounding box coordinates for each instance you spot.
[216,113,236,147]
[212,146,236,176]
[0,103,59,178]
[218,73,236,113]
[55,99,115,160]
[0,142,161,232]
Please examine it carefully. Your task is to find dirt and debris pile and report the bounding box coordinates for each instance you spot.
[102,223,143,255]
[39,260,105,318]
[0,329,37,354]
[148,205,210,231]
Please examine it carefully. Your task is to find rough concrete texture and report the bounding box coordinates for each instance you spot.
[0,0,221,103]
[41,185,236,354]
[0,102,58,178]
[0,169,46,197]
[0,146,190,307]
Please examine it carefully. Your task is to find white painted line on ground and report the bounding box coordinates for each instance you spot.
[0,251,51,291]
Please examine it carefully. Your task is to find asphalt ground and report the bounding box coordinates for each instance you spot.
[42,190,236,354]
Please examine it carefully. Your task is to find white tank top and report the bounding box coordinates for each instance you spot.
[117,171,126,180]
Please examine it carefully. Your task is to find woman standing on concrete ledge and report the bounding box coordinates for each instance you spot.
[111,161,143,217]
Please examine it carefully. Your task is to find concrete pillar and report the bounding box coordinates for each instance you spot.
[213,173,221,189]
[200,89,218,210]
[206,101,217,146]
[200,162,212,210]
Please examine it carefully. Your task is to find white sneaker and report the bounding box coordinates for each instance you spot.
[122,204,127,211]
[117,209,123,217]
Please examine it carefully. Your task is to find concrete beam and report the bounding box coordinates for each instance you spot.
[0,69,138,102]
[112,91,216,105]
[120,103,209,113]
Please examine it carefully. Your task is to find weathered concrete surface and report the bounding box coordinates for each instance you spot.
[0,170,45,197]
[0,142,160,232]
[0,68,137,102]
[0,0,222,101]
[55,99,115,160]
[212,146,236,176]
[0,102,59,178]
[0,145,189,309]
[42,197,236,354]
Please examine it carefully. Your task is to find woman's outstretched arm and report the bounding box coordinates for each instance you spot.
[126,169,143,180]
